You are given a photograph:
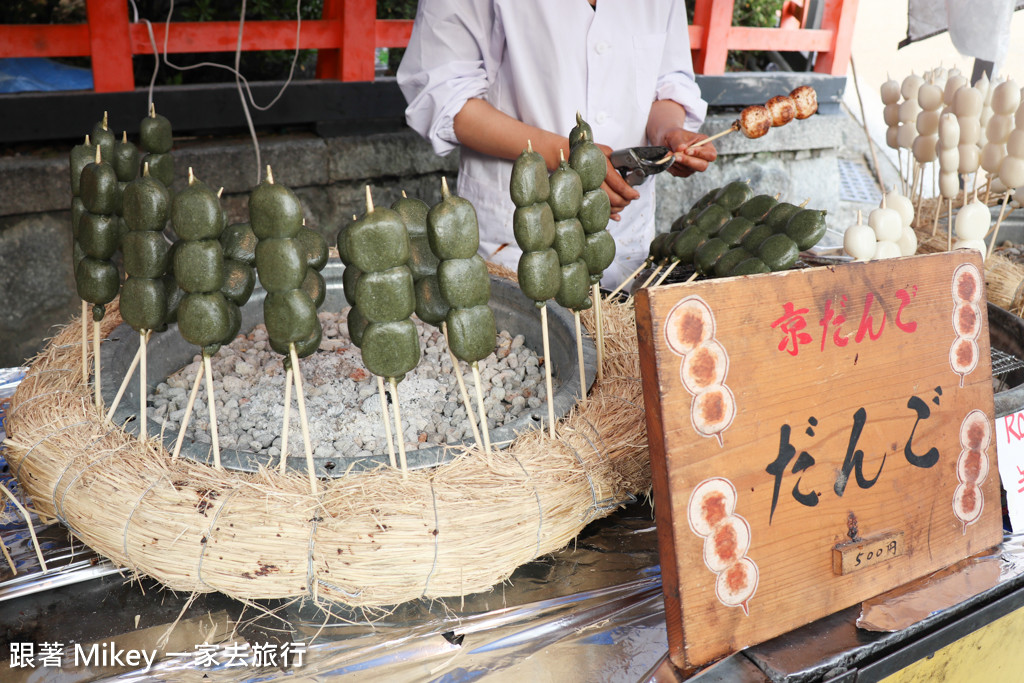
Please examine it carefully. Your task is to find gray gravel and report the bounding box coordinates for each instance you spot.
[150,308,554,458]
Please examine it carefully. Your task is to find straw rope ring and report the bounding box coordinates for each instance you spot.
[4,291,651,607]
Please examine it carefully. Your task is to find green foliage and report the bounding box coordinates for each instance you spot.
[733,0,783,28]
[0,0,85,23]
[377,0,417,20]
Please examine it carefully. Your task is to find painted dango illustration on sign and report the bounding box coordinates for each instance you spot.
[688,477,758,615]
[664,295,735,445]
[637,251,1002,672]
[950,263,984,386]
[954,409,991,532]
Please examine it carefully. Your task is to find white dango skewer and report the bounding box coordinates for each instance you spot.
[992,126,1024,257]
[943,70,968,116]
[953,84,983,203]
[977,73,994,148]
[869,194,903,259]
[884,186,918,255]
[843,210,877,261]
[884,185,915,228]
[983,78,1020,204]
[914,78,943,215]
[900,73,924,198]
[952,187,990,259]
[882,75,905,192]
[955,188,990,240]
[937,112,961,237]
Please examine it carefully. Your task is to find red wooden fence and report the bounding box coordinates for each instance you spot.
[0,0,857,93]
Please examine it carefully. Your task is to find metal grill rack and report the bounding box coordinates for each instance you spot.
[992,347,1024,382]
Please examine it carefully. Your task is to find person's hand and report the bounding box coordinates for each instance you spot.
[596,143,640,221]
[664,128,717,178]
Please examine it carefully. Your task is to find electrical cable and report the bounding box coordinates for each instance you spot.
[127,0,306,184]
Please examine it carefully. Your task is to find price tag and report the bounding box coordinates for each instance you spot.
[833,531,905,575]
[996,410,1024,532]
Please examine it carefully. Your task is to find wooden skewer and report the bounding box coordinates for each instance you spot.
[947,198,954,252]
[606,259,650,299]
[0,534,14,576]
[654,259,682,286]
[932,188,942,236]
[376,375,397,469]
[279,366,293,474]
[471,362,492,453]
[105,343,143,423]
[574,311,587,406]
[443,322,483,451]
[540,304,556,439]
[914,165,925,217]
[638,261,666,289]
[93,318,102,411]
[897,149,905,195]
[592,283,605,385]
[0,484,47,572]
[172,361,204,459]
[202,354,220,470]
[81,301,88,383]
[139,330,148,434]
[388,377,408,477]
[988,191,1014,258]
[909,163,919,206]
[290,344,317,493]
[686,122,739,150]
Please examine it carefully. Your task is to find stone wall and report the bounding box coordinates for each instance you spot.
[0,111,844,367]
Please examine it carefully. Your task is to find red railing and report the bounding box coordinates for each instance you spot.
[0,0,856,93]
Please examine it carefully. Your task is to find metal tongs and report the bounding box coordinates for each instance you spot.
[609,146,675,186]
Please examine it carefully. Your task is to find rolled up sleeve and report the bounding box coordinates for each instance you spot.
[397,0,496,156]
[655,0,708,132]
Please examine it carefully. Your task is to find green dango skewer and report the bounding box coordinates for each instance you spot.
[351,186,421,473]
[340,210,399,469]
[548,148,590,405]
[252,165,320,488]
[512,141,558,438]
[431,177,496,451]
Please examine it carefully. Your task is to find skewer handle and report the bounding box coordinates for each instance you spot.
[684,123,738,151]
[574,311,587,406]
[172,361,204,459]
[202,354,220,470]
[290,344,318,493]
[471,362,492,454]
[443,321,483,451]
[279,366,293,474]
[376,375,397,470]
[607,259,650,299]
[389,377,409,477]
[540,304,556,439]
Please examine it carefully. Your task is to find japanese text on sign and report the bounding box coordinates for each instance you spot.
[771,288,919,357]
[766,387,943,523]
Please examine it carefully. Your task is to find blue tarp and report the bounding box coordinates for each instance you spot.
[0,57,93,93]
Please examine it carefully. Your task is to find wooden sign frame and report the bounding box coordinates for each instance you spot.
[635,252,1002,674]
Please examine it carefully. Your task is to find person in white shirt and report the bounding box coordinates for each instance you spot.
[397,0,716,286]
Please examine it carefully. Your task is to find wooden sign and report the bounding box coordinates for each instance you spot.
[634,251,1001,674]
